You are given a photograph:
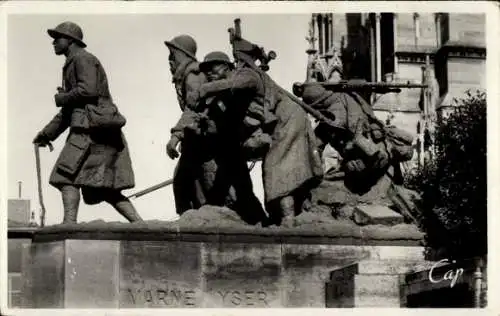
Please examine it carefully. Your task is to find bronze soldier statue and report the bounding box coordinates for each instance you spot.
[164,35,225,215]
[300,82,414,193]
[196,51,268,225]
[198,38,323,225]
[33,21,142,224]
[199,51,275,160]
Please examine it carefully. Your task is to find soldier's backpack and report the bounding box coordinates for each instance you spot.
[385,126,415,162]
[347,91,414,162]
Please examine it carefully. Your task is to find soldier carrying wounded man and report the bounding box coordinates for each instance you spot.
[195,34,323,225]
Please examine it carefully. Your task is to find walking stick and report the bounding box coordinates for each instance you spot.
[34,143,52,227]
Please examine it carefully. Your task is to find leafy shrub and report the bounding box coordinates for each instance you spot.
[405,90,486,259]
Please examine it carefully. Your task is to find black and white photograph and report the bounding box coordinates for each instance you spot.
[0,1,497,313]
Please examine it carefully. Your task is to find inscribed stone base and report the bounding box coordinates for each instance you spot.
[24,226,427,308]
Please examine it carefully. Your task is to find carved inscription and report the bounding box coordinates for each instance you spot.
[217,290,269,307]
[123,286,272,307]
[125,287,197,307]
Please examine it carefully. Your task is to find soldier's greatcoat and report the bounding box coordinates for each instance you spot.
[40,47,135,194]
[200,66,323,204]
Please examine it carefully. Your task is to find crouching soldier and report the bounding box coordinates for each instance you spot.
[33,21,142,224]
[301,82,414,192]
[199,51,276,160]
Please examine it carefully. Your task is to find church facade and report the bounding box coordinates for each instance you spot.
[304,13,486,166]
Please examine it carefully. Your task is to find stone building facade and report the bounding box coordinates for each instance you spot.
[305,13,486,166]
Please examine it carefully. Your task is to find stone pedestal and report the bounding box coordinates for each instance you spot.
[325,250,437,307]
[23,222,429,308]
[24,240,120,308]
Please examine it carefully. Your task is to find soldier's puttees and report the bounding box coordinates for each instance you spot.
[33,21,143,224]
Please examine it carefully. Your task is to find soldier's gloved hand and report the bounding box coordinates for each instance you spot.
[54,93,65,107]
[33,132,50,147]
[166,137,180,160]
[345,159,366,172]
[370,123,385,142]
[372,149,390,170]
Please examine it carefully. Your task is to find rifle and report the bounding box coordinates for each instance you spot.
[295,81,428,95]
[227,18,429,135]
[227,18,342,133]
[229,18,277,72]
[127,179,173,199]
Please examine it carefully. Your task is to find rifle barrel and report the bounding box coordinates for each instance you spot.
[318,82,428,89]
[127,179,174,199]
[234,18,241,38]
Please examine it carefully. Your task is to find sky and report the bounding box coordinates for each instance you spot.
[6,14,310,225]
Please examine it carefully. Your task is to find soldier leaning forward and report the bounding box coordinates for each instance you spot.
[164,35,231,215]
[33,21,142,224]
[192,51,267,225]
[198,46,323,225]
[198,51,276,161]
[301,83,414,188]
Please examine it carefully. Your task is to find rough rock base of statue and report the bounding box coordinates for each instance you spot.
[307,165,421,228]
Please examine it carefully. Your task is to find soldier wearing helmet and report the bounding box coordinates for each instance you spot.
[164,35,201,113]
[198,44,323,226]
[300,82,414,193]
[164,35,217,215]
[195,51,268,225]
[32,21,142,224]
[199,51,274,160]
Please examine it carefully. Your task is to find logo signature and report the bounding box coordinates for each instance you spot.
[428,258,464,288]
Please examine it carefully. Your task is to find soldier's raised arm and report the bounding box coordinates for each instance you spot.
[184,71,206,110]
[199,67,260,100]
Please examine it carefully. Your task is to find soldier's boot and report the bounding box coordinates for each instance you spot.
[61,185,80,224]
[113,199,143,223]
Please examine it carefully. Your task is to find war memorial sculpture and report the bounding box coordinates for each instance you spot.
[14,15,485,309]
[33,19,421,230]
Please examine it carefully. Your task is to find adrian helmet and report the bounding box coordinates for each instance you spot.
[164,35,197,60]
[47,21,86,48]
[199,51,234,72]
[301,83,333,106]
